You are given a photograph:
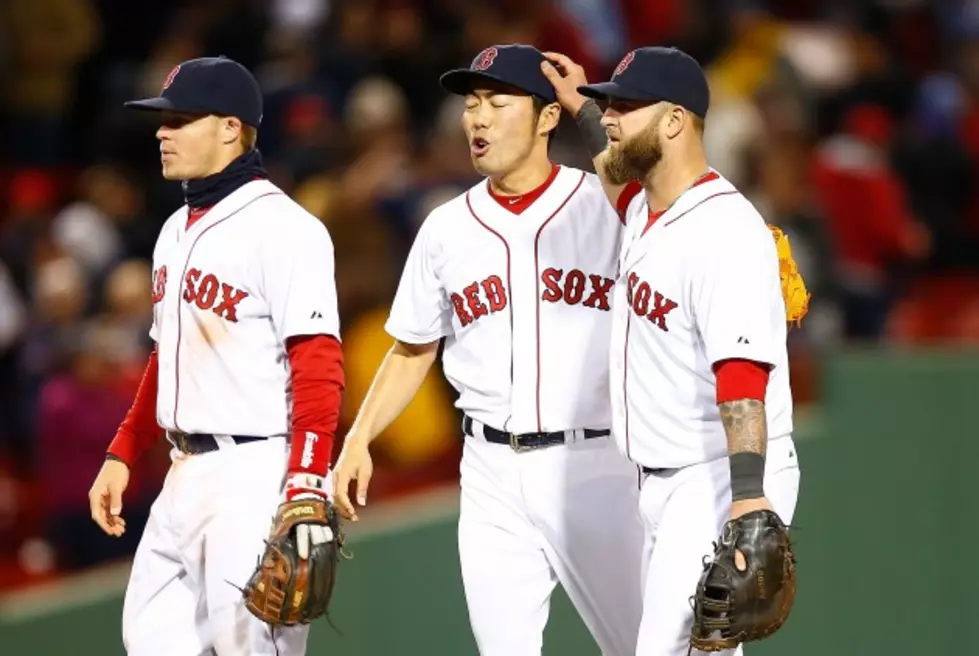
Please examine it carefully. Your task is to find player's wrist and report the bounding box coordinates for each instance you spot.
[343,430,372,449]
[284,471,330,502]
[107,427,140,467]
[729,452,765,501]
[105,452,132,469]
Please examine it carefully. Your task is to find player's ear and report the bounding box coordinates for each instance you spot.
[537,102,561,138]
[663,104,686,140]
[220,116,243,147]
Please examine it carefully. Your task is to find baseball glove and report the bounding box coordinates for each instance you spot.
[242,498,344,626]
[689,509,797,652]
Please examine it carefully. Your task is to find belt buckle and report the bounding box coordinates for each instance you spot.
[508,432,530,453]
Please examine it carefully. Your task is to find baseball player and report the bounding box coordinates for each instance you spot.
[86,56,344,655]
[541,48,803,655]
[332,45,645,655]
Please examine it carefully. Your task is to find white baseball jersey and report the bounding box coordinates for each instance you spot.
[610,171,793,469]
[148,179,340,438]
[385,165,623,434]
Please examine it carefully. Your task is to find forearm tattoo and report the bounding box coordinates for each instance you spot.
[719,398,767,455]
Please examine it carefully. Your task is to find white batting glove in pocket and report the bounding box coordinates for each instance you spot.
[295,523,335,559]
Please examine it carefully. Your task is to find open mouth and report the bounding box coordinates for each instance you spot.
[470,136,490,157]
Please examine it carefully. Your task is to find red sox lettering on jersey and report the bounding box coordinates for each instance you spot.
[151,266,167,304]
[625,271,678,331]
[149,180,340,438]
[182,268,250,323]
[450,275,507,326]
[541,268,614,311]
[385,166,624,434]
[450,268,615,326]
[610,170,794,469]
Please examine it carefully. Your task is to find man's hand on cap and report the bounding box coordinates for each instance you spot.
[540,52,589,117]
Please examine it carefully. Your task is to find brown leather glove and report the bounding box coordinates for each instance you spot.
[689,509,797,651]
[242,498,344,626]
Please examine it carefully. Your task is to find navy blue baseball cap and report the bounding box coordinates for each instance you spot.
[125,56,263,127]
[578,47,710,118]
[440,45,557,104]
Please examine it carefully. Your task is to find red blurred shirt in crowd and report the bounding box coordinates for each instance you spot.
[617,0,682,54]
[495,0,601,80]
[36,368,160,515]
[811,105,928,285]
[956,107,979,237]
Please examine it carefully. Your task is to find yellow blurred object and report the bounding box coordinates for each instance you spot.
[768,225,810,327]
[293,174,340,225]
[340,307,458,467]
[707,16,784,100]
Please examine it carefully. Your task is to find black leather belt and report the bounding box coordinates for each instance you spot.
[462,414,609,453]
[168,432,266,455]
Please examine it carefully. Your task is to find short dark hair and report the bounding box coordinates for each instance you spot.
[241,124,258,151]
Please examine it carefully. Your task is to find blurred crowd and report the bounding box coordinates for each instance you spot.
[1,0,978,589]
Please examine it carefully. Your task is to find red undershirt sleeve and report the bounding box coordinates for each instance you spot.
[285,334,344,477]
[713,358,771,404]
[107,348,162,466]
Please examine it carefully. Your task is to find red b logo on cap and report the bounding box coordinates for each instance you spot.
[162,64,181,91]
[472,47,498,71]
[614,51,635,77]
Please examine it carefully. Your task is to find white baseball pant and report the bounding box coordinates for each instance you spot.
[635,436,801,656]
[121,437,309,656]
[458,433,645,656]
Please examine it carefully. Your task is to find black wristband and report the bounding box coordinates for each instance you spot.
[574,99,609,159]
[730,452,765,501]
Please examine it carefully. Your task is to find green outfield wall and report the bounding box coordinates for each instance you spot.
[2,350,976,655]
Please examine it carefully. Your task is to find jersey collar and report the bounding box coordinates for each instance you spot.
[643,170,720,236]
[467,165,582,235]
[486,163,561,215]
[180,179,279,237]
